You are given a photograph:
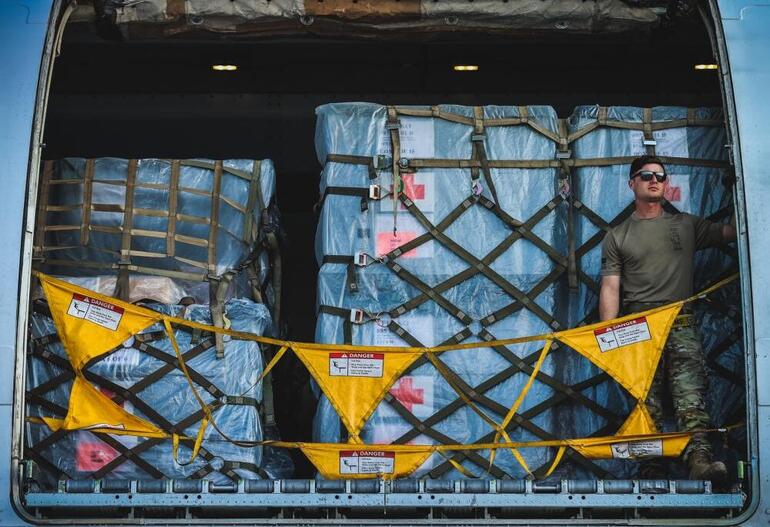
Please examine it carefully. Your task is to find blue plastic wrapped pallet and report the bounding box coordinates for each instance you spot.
[566,105,742,453]
[25,297,293,486]
[312,103,642,479]
[34,158,278,308]
[315,104,566,277]
[314,265,575,478]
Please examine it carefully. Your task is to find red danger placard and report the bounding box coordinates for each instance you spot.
[329,352,384,377]
[594,317,651,352]
[339,450,395,474]
[67,293,124,331]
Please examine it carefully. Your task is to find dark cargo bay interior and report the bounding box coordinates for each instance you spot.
[41,18,725,480]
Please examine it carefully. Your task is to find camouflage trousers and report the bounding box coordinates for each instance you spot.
[645,321,712,461]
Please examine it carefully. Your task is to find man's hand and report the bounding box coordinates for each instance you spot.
[599,275,621,321]
[723,213,738,243]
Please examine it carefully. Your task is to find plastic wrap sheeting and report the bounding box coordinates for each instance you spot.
[40,158,276,278]
[313,264,635,478]
[25,298,291,486]
[313,263,566,478]
[567,105,741,436]
[315,103,566,277]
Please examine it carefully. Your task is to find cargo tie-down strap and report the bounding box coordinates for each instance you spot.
[320,105,737,478]
[29,272,737,480]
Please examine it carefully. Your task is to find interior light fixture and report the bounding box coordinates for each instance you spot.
[453,65,479,72]
[694,63,718,70]
[212,64,238,72]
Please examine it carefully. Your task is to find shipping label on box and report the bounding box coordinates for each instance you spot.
[374,214,431,258]
[629,128,689,158]
[378,117,435,159]
[374,315,435,348]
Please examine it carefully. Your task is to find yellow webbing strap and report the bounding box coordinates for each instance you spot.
[489,339,553,473]
[164,319,213,465]
[33,272,738,474]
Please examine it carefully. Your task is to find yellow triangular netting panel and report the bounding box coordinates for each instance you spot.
[29,272,734,480]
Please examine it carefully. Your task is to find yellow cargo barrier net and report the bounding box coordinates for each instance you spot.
[31,271,737,479]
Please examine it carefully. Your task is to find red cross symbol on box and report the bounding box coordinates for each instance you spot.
[402,174,425,200]
[389,377,425,412]
[664,185,681,202]
[390,174,425,201]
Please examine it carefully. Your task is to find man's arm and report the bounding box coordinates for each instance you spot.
[599,275,621,321]
[695,214,737,247]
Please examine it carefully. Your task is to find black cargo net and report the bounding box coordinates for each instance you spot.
[26,301,268,487]
[318,105,739,478]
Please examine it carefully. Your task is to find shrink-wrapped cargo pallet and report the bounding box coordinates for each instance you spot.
[27,158,290,488]
[311,103,642,479]
[26,297,293,487]
[566,106,743,462]
[34,158,280,324]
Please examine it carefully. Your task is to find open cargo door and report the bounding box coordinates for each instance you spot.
[8,0,757,523]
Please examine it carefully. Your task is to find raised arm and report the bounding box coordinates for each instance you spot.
[599,274,621,321]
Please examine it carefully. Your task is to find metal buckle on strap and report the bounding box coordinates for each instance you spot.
[471,133,486,142]
[369,185,383,200]
[354,251,367,266]
[556,150,572,159]
[643,139,657,147]
[350,308,366,324]
[372,155,391,170]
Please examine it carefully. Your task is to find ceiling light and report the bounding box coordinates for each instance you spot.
[694,63,718,70]
[212,64,238,72]
[453,65,479,72]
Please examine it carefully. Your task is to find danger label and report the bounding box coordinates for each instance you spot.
[329,352,384,378]
[611,440,663,459]
[594,317,651,352]
[67,293,124,331]
[339,450,395,475]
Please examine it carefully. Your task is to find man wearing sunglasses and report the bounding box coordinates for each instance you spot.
[598,154,737,483]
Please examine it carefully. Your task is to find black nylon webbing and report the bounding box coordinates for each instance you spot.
[378,320,621,477]
[316,106,726,477]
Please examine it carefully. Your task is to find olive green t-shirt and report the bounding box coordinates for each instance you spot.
[601,212,725,304]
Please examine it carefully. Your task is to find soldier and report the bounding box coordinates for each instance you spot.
[598,154,736,482]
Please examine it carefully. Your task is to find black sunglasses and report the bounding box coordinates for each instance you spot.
[631,170,667,183]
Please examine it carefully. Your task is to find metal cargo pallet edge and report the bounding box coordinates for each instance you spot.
[25,479,743,510]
